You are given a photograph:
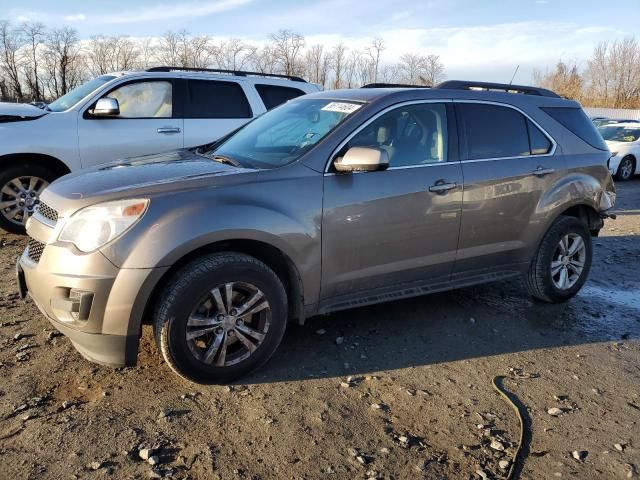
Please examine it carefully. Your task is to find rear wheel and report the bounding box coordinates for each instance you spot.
[615,155,635,181]
[153,252,288,384]
[0,162,58,234]
[525,216,592,303]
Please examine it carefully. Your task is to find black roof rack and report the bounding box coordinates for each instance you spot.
[146,66,307,83]
[435,80,560,98]
[361,83,430,89]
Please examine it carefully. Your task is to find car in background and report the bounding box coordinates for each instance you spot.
[592,117,640,128]
[0,67,320,233]
[598,122,640,180]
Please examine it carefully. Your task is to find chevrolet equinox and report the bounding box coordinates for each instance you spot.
[17,81,616,383]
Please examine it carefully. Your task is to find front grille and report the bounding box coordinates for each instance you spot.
[36,202,58,224]
[27,238,45,263]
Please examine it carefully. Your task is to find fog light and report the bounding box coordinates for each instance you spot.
[51,289,94,321]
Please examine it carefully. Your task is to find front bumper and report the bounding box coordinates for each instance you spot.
[19,219,167,367]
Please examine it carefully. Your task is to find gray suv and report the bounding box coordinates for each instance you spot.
[17,80,616,383]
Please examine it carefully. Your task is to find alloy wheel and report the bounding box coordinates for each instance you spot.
[0,176,48,226]
[550,233,586,290]
[619,158,633,180]
[186,281,271,367]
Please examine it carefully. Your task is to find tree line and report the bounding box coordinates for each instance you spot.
[534,36,640,109]
[0,20,445,103]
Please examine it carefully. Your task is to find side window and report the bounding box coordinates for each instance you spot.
[345,103,448,167]
[186,80,252,119]
[107,81,172,118]
[255,84,305,110]
[459,103,530,159]
[527,119,552,154]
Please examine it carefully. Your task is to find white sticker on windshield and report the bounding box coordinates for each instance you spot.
[321,102,362,114]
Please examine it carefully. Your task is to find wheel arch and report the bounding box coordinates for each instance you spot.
[0,153,71,178]
[138,238,306,334]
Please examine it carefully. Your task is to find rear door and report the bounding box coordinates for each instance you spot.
[453,101,566,277]
[321,101,463,304]
[181,78,254,148]
[78,78,183,166]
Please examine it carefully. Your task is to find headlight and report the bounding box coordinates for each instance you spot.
[58,199,148,252]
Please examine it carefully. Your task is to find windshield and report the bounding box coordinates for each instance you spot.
[598,125,640,143]
[208,98,364,168]
[47,75,116,112]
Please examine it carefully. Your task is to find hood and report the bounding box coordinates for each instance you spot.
[0,102,48,122]
[605,140,632,151]
[41,149,257,214]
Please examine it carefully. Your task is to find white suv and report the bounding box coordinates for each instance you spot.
[0,67,320,233]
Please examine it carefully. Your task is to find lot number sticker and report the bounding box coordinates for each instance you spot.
[321,102,362,114]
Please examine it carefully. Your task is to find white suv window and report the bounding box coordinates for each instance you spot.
[107,81,172,118]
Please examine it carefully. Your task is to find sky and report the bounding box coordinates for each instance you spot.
[3,0,637,83]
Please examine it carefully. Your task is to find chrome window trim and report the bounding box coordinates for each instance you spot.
[323,99,453,174]
[453,99,557,162]
[323,98,558,174]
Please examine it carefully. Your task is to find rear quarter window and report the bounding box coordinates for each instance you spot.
[255,84,306,110]
[541,107,608,151]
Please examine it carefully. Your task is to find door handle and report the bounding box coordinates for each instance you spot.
[157,127,181,134]
[428,181,458,194]
[531,166,555,177]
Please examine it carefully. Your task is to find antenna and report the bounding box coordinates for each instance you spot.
[509,65,520,85]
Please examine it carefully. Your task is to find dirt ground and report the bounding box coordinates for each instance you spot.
[0,180,638,480]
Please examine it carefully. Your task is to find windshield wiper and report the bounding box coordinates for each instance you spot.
[211,155,242,168]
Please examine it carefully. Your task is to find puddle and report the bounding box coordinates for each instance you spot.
[580,285,640,310]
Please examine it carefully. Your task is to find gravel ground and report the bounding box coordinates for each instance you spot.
[0,180,638,480]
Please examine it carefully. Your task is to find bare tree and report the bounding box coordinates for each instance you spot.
[304,45,328,85]
[270,29,305,76]
[366,37,385,83]
[157,31,181,67]
[533,60,583,100]
[398,53,444,86]
[188,35,213,68]
[330,43,347,89]
[139,37,155,69]
[0,21,24,100]
[20,22,46,100]
[421,54,445,86]
[585,37,640,108]
[215,38,255,70]
[250,45,277,74]
[44,27,83,98]
[344,50,363,88]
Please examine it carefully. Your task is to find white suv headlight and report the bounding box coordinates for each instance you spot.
[58,199,148,252]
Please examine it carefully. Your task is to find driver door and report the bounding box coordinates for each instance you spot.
[78,79,183,166]
[320,102,463,305]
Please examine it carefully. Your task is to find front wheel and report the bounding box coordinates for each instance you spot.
[153,252,288,384]
[0,162,58,234]
[525,216,592,303]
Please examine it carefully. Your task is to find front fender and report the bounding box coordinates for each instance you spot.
[100,170,323,303]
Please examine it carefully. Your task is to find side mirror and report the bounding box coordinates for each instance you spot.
[92,97,120,117]
[333,147,389,173]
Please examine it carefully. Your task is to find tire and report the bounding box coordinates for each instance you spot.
[525,216,592,303]
[615,155,635,181]
[0,162,59,234]
[153,252,288,384]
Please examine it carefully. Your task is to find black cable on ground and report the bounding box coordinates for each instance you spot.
[492,376,527,480]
